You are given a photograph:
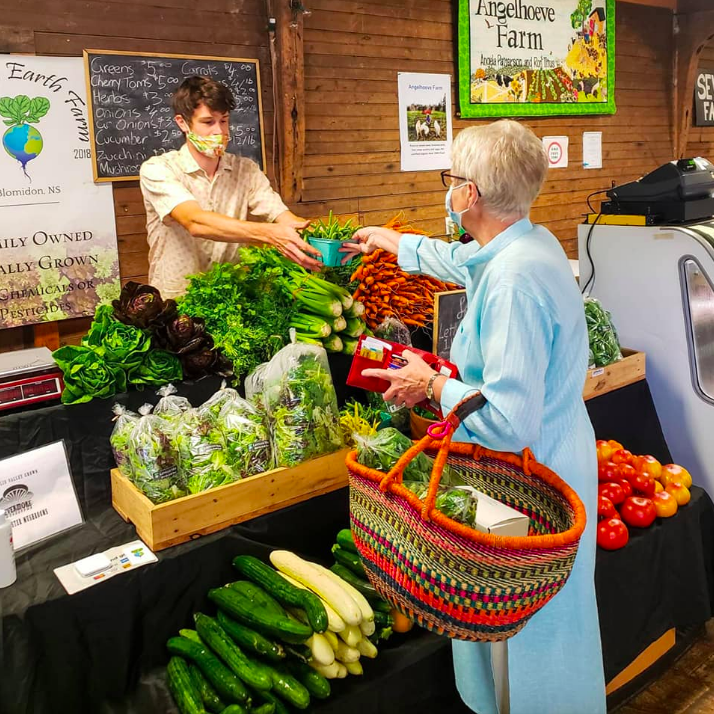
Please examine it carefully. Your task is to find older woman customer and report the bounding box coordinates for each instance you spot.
[342,120,606,714]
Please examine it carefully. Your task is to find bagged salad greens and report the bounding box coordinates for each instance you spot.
[127,405,185,503]
[174,406,234,494]
[219,396,273,477]
[200,382,240,421]
[154,384,191,420]
[249,343,343,467]
[354,427,465,486]
[584,297,622,368]
[110,404,142,479]
[403,482,479,528]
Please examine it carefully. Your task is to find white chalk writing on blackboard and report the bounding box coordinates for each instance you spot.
[434,290,468,360]
[84,51,265,181]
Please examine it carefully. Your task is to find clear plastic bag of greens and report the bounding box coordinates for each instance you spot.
[255,343,343,467]
[584,297,623,368]
[154,383,192,420]
[245,362,270,413]
[127,405,184,503]
[354,427,464,486]
[174,405,234,494]
[219,397,273,477]
[110,404,142,479]
[200,382,240,421]
[404,482,478,528]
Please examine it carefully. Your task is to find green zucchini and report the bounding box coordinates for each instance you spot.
[372,599,392,613]
[251,704,276,714]
[180,629,203,645]
[329,563,379,600]
[188,663,225,713]
[374,609,395,628]
[250,690,290,714]
[331,545,367,578]
[194,614,272,692]
[220,705,248,714]
[229,581,285,616]
[253,659,311,710]
[166,656,204,714]
[284,659,331,700]
[232,555,328,634]
[336,529,359,553]
[209,586,312,644]
[216,610,285,664]
[166,636,250,705]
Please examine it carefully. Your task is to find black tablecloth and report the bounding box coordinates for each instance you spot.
[1,375,712,713]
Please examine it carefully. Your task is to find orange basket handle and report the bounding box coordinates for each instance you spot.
[379,392,487,514]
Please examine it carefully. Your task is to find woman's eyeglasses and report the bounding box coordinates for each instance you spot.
[440,171,482,197]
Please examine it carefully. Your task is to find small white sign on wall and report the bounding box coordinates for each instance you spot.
[398,72,453,172]
[543,136,569,169]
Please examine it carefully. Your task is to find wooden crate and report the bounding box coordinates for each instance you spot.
[583,348,646,401]
[112,448,349,551]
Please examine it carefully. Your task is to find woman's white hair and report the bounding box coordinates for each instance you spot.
[451,120,548,221]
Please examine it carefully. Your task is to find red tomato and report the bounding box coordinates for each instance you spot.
[631,473,656,498]
[598,461,620,483]
[619,496,657,528]
[613,478,633,499]
[598,495,617,520]
[652,491,678,518]
[612,449,633,466]
[599,481,626,506]
[618,464,637,484]
[597,517,629,550]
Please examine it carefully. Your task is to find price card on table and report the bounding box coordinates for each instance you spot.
[0,441,83,550]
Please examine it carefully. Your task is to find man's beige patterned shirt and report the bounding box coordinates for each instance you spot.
[139,144,287,298]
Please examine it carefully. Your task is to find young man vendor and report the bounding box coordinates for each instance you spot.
[139,76,321,299]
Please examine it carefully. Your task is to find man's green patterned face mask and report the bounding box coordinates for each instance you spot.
[187,131,227,158]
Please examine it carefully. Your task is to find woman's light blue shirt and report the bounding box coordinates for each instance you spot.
[398,219,606,714]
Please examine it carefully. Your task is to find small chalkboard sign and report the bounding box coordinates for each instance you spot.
[83,50,266,182]
[433,290,468,360]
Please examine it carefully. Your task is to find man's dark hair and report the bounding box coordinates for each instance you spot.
[171,76,236,124]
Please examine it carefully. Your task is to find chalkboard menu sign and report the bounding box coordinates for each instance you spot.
[83,50,266,182]
[433,290,468,360]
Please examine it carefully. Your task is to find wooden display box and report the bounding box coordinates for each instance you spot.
[112,448,350,551]
[583,348,646,401]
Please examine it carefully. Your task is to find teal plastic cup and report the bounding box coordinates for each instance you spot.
[306,237,352,267]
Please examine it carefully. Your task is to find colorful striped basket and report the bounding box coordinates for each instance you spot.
[347,393,587,642]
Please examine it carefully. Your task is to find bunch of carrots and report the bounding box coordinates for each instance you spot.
[350,215,459,329]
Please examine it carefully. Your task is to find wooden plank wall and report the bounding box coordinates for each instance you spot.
[0,0,276,352]
[295,0,675,257]
[686,38,714,157]
[0,0,675,353]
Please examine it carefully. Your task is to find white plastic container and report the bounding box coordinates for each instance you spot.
[0,509,17,588]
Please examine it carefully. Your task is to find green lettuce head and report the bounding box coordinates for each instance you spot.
[129,349,183,388]
[53,344,127,405]
[81,304,151,370]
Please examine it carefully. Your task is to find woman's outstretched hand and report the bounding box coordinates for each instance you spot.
[340,226,403,264]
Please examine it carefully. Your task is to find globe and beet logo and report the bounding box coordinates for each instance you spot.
[0,94,50,180]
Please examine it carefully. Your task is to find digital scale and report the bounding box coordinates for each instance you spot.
[0,347,64,412]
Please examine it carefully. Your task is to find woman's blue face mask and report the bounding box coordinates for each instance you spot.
[445,182,474,230]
